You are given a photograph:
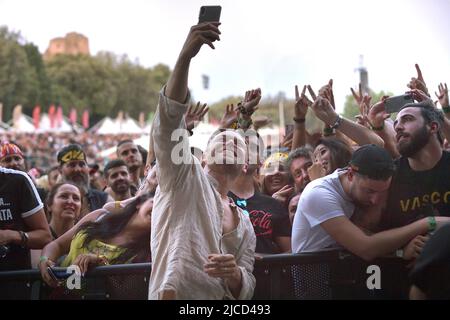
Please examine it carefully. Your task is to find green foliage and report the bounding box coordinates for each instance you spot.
[0,26,36,120]
[0,26,171,126]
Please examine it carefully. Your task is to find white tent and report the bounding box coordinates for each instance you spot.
[0,121,9,133]
[91,117,145,135]
[91,117,117,135]
[37,113,76,133]
[119,118,144,134]
[10,114,35,133]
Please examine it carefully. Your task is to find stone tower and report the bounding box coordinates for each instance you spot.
[44,32,90,60]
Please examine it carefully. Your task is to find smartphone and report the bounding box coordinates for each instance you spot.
[198,6,222,23]
[47,266,71,281]
[384,94,414,114]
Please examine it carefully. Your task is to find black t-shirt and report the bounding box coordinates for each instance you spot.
[381,151,450,229]
[229,191,291,254]
[0,167,44,271]
[409,223,450,299]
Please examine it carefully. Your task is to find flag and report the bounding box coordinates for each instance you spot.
[69,108,77,124]
[56,106,63,127]
[32,105,41,129]
[48,105,56,128]
[139,112,145,128]
[82,109,89,129]
[12,105,22,130]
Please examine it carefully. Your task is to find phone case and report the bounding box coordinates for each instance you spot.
[385,94,414,114]
[198,6,222,23]
[48,266,71,280]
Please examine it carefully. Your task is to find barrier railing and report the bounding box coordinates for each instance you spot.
[0,251,421,300]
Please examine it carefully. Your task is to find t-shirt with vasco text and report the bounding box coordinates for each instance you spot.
[381,151,450,229]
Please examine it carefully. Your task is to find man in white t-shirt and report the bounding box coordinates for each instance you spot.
[292,144,450,260]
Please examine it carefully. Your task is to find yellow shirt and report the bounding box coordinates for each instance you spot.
[61,232,127,267]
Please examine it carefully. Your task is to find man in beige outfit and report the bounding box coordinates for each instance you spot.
[149,22,256,300]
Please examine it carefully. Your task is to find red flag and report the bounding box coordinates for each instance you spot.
[82,109,89,129]
[48,105,56,128]
[56,106,63,127]
[69,108,77,124]
[32,105,41,129]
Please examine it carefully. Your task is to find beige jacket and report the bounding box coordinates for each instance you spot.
[148,88,256,300]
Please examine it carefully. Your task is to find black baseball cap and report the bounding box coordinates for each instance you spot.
[349,144,395,180]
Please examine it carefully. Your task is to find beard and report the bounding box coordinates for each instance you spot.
[397,125,431,157]
[67,173,90,193]
[112,180,130,194]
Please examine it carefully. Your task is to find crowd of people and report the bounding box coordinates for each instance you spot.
[1,20,450,300]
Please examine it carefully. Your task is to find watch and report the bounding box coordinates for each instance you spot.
[330,115,343,130]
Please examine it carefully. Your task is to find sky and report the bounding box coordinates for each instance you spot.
[1,0,449,113]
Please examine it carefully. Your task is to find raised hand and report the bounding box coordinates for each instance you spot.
[179,22,221,60]
[407,89,433,104]
[351,83,364,105]
[435,83,449,109]
[219,104,239,129]
[185,101,209,131]
[310,96,338,126]
[307,85,318,101]
[407,64,429,96]
[294,85,310,118]
[355,94,372,128]
[241,88,262,118]
[367,96,390,128]
[318,79,335,109]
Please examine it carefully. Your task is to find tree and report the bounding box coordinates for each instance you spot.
[342,89,393,120]
[23,43,52,110]
[0,26,36,121]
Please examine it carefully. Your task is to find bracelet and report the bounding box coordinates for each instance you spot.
[38,255,49,266]
[238,116,253,129]
[330,115,343,130]
[18,231,29,248]
[293,117,306,123]
[442,106,450,114]
[427,216,437,233]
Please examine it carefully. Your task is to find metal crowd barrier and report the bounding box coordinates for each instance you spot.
[0,251,418,300]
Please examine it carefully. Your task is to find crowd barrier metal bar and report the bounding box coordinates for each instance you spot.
[1,251,446,300]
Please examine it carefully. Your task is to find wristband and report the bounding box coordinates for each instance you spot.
[427,216,437,233]
[39,255,49,266]
[293,117,306,123]
[442,106,450,114]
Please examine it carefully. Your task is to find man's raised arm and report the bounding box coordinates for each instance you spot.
[152,23,221,190]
